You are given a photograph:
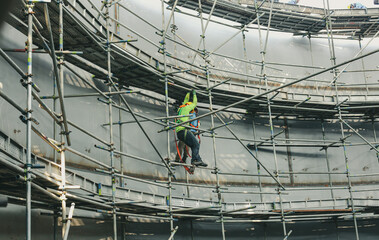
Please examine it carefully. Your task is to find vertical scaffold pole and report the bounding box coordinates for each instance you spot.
[307,34,318,93]
[242,30,249,85]
[114,0,124,191]
[160,0,174,236]
[57,1,68,237]
[115,0,124,185]
[372,118,379,161]
[25,3,34,240]
[323,0,359,239]
[60,80,67,238]
[115,0,124,191]
[207,67,225,240]
[53,0,64,166]
[358,36,369,96]
[320,119,335,203]
[254,0,287,236]
[105,1,117,239]
[197,1,225,238]
[252,116,263,202]
[172,13,178,68]
[115,1,120,35]
[119,96,124,179]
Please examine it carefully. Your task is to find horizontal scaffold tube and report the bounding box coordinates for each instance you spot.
[65,147,112,170]
[95,169,168,189]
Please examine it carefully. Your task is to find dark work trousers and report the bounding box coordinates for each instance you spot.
[177,130,201,162]
[175,140,186,162]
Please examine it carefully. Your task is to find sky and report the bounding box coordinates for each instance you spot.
[286,0,378,8]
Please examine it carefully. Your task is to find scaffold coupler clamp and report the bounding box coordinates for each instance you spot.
[59,193,67,202]
[19,115,39,125]
[24,4,35,15]
[24,163,45,169]
[196,7,203,15]
[23,164,32,181]
[170,24,178,33]
[158,48,165,54]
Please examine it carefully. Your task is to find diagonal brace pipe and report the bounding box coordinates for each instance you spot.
[340,118,379,154]
[214,113,285,189]
[168,226,179,240]
[43,4,71,146]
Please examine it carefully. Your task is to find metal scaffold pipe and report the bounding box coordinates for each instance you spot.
[25,3,33,239]
[328,28,379,86]
[96,169,169,188]
[0,89,27,115]
[207,14,264,58]
[62,203,75,240]
[43,3,71,146]
[196,0,225,237]
[65,146,112,170]
[104,1,117,239]
[190,0,218,65]
[255,0,287,236]
[371,118,379,162]
[54,1,70,237]
[160,1,175,237]
[0,48,28,78]
[40,90,136,99]
[103,69,177,179]
[340,118,379,154]
[67,120,111,147]
[102,114,193,126]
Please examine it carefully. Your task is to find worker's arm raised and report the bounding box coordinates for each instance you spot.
[182,92,191,104]
[184,90,197,113]
[192,90,197,106]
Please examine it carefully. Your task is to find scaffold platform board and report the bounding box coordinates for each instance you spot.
[169,0,379,37]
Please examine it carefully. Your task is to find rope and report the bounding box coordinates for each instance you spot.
[173,130,183,162]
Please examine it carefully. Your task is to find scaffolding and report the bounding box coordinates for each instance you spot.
[0,0,379,239]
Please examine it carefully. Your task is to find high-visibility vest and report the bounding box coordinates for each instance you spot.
[176,104,199,132]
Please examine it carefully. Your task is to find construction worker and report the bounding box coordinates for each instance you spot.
[348,3,367,9]
[175,90,207,167]
[176,107,200,163]
[174,106,199,163]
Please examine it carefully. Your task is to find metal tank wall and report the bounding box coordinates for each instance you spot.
[1,2,378,187]
[0,1,379,239]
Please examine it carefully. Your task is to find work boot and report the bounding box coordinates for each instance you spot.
[191,159,207,167]
[197,161,208,167]
[191,159,201,166]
